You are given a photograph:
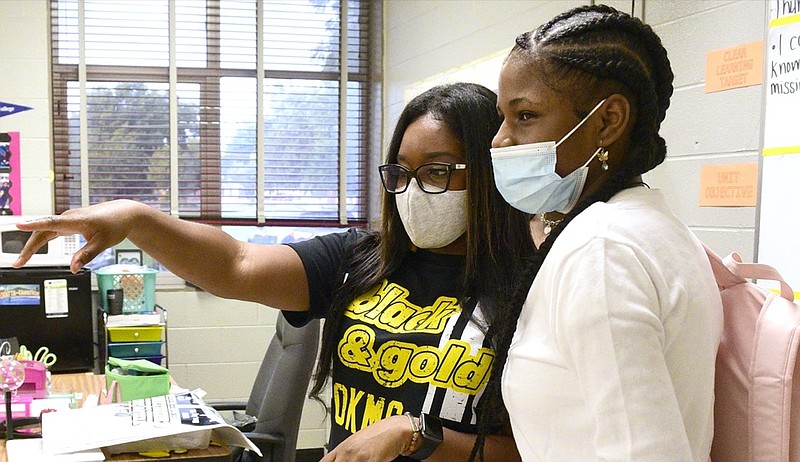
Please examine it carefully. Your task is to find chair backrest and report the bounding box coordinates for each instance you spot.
[241,312,320,462]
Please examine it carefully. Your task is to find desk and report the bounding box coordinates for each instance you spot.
[51,371,107,405]
[0,440,231,462]
[0,373,231,462]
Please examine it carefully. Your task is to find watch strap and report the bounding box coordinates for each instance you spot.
[410,413,442,460]
[410,437,439,460]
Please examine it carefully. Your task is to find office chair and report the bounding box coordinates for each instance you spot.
[211,312,320,462]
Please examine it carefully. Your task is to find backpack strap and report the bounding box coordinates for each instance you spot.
[704,243,795,302]
[703,244,747,289]
[722,252,795,302]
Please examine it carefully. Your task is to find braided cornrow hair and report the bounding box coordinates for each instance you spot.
[468,5,674,461]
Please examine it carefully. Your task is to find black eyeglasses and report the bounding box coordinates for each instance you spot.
[378,162,466,194]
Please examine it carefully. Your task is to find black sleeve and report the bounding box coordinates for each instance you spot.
[282,228,362,327]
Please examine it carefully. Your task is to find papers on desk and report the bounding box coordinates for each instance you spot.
[5,439,105,462]
[105,313,162,327]
[40,391,261,458]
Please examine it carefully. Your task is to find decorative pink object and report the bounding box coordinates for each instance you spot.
[1,354,26,438]
[18,360,47,398]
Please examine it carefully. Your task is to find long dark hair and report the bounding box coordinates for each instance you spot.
[308,83,535,424]
[469,5,675,460]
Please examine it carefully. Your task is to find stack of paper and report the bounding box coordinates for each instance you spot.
[105,313,163,327]
[40,391,261,458]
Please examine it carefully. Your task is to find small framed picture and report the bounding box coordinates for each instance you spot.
[115,249,143,266]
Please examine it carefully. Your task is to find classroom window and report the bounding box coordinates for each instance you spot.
[49,0,374,226]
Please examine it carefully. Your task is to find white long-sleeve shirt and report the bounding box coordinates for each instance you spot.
[503,187,723,461]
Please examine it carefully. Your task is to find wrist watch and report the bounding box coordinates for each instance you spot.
[411,413,443,460]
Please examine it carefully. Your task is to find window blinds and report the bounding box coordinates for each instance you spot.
[50,0,371,224]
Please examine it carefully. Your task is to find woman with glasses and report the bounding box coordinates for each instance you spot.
[13,82,534,461]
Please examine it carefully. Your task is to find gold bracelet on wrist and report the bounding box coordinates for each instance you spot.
[401,411,421,456]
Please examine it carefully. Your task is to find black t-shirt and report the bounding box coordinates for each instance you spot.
[286,230,495,456]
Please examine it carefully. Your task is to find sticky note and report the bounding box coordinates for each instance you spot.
[699,163,758,207]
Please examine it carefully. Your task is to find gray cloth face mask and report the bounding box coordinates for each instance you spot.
[395,180,467,249]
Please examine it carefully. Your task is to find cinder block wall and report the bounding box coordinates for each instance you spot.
[383,0,765,260]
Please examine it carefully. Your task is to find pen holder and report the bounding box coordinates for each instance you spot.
[107,288,124,316]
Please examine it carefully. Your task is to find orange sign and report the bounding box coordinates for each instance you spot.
[705,41,764,93]
[699,163,759,207]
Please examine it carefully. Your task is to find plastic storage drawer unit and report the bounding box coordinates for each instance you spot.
[107,341,164,358]
[107,326,164,343]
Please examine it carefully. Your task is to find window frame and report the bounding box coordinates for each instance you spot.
[49,0,376,228]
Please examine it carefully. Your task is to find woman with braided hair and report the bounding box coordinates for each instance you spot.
[472,5,724,461]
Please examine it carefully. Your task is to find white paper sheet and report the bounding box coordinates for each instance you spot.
[6,438,105,462]
[41,391,261,457]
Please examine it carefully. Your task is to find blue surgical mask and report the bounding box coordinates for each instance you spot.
[490,99,606,215]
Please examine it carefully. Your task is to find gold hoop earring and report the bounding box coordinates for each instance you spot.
[595,146,609,171]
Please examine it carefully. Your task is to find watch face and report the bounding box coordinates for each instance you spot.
[420,413,444,442]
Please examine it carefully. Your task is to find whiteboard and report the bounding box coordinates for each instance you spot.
[757,3,800,294]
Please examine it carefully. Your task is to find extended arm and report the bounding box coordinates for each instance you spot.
[13,200,310,311]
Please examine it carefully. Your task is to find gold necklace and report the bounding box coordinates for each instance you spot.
[540,212,563,236]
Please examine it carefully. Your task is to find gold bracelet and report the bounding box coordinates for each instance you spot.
[401,411,420,456]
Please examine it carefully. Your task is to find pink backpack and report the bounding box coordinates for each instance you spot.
[705,245,800,462]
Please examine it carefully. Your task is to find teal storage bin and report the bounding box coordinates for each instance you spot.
[96,264,157,313]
